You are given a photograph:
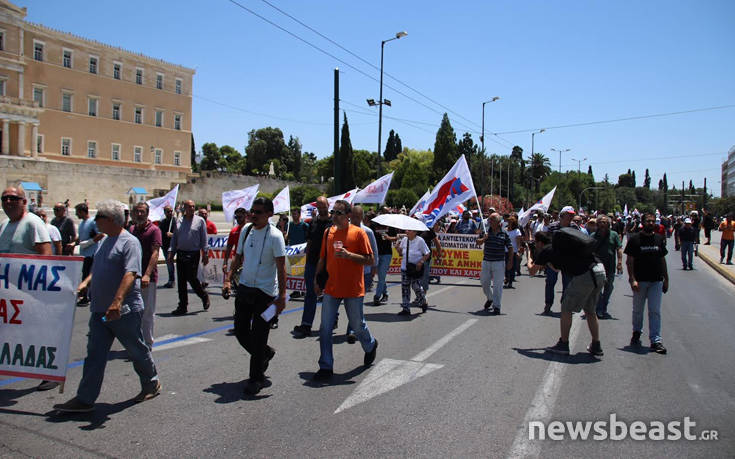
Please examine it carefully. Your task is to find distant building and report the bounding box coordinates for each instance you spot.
[723,146,735,198]
[0,0,194,172]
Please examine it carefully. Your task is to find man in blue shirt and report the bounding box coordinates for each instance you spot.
[476,213,512,314]
[75,202,104,306]
[455,210,479,234]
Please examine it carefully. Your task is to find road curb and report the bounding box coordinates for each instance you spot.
[698,249,735,286]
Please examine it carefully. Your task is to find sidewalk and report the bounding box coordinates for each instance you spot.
[696,231,735,285]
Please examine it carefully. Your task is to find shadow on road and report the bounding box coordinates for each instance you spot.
[211,315,234,322]
[0,386,38,407]
[204,379,273,403]
[512,347,601,364]
[617,345,650,355]
[299,366,368,388]
[534,311,561,319]
[45,398,138,430]
[364,312,420,323]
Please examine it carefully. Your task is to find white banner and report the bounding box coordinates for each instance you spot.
[301,188,359,220]
[272,186,291,215]
[420,155,477,228]
[353,172,393,204]
[0,254,83,383]
[147,185,179,221]
[519,186,557,228]
[222,184,259,223]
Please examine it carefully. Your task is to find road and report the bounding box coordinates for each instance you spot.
[1,250,734,458]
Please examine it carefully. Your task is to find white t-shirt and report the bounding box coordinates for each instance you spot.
[236,223,286,297]
[398,236,430,270]
[506,228,522,252]
[46,223,62,254]
[0,212,51,254]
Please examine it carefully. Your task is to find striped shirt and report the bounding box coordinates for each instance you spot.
[482,230,511,262]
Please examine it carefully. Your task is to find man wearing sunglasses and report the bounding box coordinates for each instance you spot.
[312,200,378,381]
[223,198,286,395]
[168,200,210,315]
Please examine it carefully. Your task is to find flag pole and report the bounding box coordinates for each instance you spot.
[475,193,486,233]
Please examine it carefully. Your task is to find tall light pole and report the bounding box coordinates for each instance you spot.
[570,156,587,175]
[369,31,407,178]
[551,147,570,173]
[490,157,495,201]
[530,129,545,160]
[481,97,500,195]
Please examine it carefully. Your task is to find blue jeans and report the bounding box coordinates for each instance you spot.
[632,281,663,344]
[681,241,694,268]
[545,267,570,307]
[77,311,158,404]
[374,254,393,299]
[596,268,616,315]
[421,259,432,292]
[319,294,376,370]
[721,239,734,262]
[300,262,318,327]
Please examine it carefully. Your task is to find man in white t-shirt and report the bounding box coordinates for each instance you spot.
[36,209,62,255]
[223,197,287,396]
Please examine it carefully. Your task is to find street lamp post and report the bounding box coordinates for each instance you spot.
[578,186,604,211]
[551,147,571,173]
[481,97,500,195]
[371,31,407,178]
[571,157,588,175]
[530,128,545,161]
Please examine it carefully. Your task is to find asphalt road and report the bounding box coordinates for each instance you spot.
[2,250,734,458]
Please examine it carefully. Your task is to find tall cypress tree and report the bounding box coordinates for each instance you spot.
[432,113,458,180]
[340,113,354,191]
[190,133,198,171]
[644,169,651,189]
[384,130,397,162]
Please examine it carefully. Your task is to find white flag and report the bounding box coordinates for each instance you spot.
[353,172,394,204]
[222,184,259,223]
[420,155,477,228]
[409,188,431,216]
[272,186,291,214]
[623,204,629,217]
[146,185,179,221]
[519,186,556,228]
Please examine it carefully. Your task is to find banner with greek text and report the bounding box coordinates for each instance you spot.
[0,254,83,383]
[388,233,483,277]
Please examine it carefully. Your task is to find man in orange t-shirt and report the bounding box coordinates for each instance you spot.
[312,199,378,381]
[719,213,734,264]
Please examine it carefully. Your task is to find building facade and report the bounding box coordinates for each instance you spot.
[722,145,735,198]
[0,0,194,174]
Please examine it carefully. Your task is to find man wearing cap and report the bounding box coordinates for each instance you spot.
[455,210,479,235]
[678,217,697,270]
[542,206,576,315]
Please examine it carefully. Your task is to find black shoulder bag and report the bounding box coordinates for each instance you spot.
[405,237,424,279]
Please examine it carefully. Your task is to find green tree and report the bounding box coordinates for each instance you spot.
[219,145,244,173]
[432,113,458,180]
[299,152,318,183]
[291,185,323,206]
[190,133,198,172]
[529,153,552,192]
[508,146,524,204]
[644,168,651,189]
[340,113,355,191]
[386,188,419,208]
[390,149,434,197]
[245,127,288,175]
[618,173,635,188]
[587,165,594,180]
[199,142,223,171]
[457,132,478,160]
[285,136,302,178]
[384,129,404,162]
[352,149,376,187]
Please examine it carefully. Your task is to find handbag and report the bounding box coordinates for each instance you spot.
[405,237,424,279]
[316,229,330,289]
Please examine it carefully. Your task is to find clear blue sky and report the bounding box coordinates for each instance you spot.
[24,0,735,196]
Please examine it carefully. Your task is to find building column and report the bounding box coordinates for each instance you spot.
[17,122,25,156]
[1,120,9,155]
[31,124,38,158]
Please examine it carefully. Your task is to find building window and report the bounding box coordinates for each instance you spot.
[174,114,181,130]
[37,134,44,153]
[62,92,72,112]
[113,62,121,80]
[87,141,97,158]
[111,143,120,161]
[112,103,121,120]
[136,68,143,85]
[88,97,98,117]
[89,56,98,74]
[0,79,5,96]
[175,78,182,94]
[0,31,4,51]
[155,110,163,127]
[63,49,72,68]
[135,107,143,124]
[134,146,142,163]
[33,87,45,107]
[154,148,162,164]
[33,41,44,61]
[174,151,181,166]
[156,73,163,90]
[61,138,71,156]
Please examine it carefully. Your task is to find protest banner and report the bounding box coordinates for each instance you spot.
[353,172,393,204]
[222,184,259,223]
[147,184,179,221]
[387,233,483,278]
[0,254,83,384]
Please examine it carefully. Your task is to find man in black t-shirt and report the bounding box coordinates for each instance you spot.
[371,212,397,306]
[624,212,669,354]
[293,196,332,338]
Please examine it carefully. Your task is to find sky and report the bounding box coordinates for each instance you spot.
[23,0,735,196]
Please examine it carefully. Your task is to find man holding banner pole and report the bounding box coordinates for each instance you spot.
[54,200,160,413]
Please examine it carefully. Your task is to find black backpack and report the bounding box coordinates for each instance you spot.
[552,227,597,258]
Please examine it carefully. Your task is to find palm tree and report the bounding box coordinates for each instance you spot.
[529,153,552,192]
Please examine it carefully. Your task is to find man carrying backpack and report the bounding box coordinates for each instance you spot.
[533,228,606,357]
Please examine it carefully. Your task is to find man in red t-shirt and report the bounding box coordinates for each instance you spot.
[312,200,377,382]
[223,208,248,280]
[199,208,218,234]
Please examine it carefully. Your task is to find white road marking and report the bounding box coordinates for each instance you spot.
[506,317,583,459]
[425,279,469,299]
[335,318,478,414]
[152,334,212,352]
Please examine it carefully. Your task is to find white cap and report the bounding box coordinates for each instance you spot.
[684,218,692,224]
[560,205,576,215]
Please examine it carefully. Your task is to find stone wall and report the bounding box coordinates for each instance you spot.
[179,171,326,204]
